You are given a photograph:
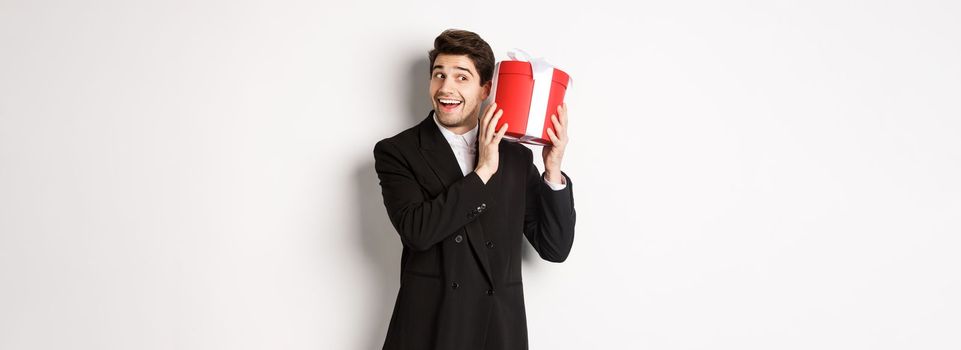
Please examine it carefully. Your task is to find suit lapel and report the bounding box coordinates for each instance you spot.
[418,112,467,189]
[417,111,495,287]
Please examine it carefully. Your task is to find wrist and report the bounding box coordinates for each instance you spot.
[544,169,563,184]
[475,165,493,184]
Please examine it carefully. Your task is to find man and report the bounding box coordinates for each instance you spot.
[373,29,576,349]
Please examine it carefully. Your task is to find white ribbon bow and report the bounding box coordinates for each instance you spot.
[507,48,571,87]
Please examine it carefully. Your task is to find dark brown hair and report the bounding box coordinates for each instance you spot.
[428,29,495,86]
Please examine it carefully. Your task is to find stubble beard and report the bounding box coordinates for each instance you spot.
[437,105,479,129]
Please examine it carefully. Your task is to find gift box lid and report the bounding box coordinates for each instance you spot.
[497,60,570,89]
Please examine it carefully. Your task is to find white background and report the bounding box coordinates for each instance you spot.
[2,1,959,349]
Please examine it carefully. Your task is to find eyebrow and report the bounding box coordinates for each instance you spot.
[432,65,475,76]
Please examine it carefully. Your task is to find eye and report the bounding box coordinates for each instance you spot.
[434,72,445,79]
[458,75,468,81]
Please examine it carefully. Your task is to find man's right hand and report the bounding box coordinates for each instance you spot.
[475,102,508,184]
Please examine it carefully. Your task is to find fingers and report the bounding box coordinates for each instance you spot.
[485,109,503,144]
[483,103,502,140]
[559,103,568,127]
[483,102,497,118]
[477,103,494,143]
[494,122,508,144]
[556,104,568,136]
[479,103,496,140]
[549,103,569,142]
[550,114,564,136]
[547,108,567,146]
[546,126,560,144]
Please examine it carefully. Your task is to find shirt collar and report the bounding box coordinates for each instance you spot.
[432,111,478,147]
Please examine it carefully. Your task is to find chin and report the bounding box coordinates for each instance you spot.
[439,116,464,127]
[435,110,462,124]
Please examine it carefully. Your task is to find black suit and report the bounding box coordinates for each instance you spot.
[374,111,576,349]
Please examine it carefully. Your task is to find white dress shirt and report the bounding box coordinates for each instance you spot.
[433,113,566,191]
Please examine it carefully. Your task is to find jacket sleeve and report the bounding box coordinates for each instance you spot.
[373,139,494,251]
[523,148,577,262]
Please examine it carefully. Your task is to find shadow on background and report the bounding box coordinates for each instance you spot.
[354,54,428,349]
[355,160,400,349]
[407,54,430,124]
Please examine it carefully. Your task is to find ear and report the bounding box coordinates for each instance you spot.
[481,81,492,100]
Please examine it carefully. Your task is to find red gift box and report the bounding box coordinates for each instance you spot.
[490,50,571,146]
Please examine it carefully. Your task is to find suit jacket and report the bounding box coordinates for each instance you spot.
[373,111,576,350]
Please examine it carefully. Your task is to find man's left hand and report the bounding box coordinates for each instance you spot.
[543,103,569,184]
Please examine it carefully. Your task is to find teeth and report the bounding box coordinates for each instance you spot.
[439,99,462,105]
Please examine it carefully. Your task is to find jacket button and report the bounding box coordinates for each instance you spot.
[451,282,459,289]
[486,289,494,296]
[480,203,486,210]
[454,235,463,243]
[486,241,494,248]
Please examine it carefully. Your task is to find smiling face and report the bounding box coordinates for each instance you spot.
[429,54,491,134]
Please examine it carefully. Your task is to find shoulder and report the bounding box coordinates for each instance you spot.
[374,122,420,155]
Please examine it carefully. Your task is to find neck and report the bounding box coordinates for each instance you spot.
[437,112,478,135]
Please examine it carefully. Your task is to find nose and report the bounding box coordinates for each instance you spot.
[439,76,457,93]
